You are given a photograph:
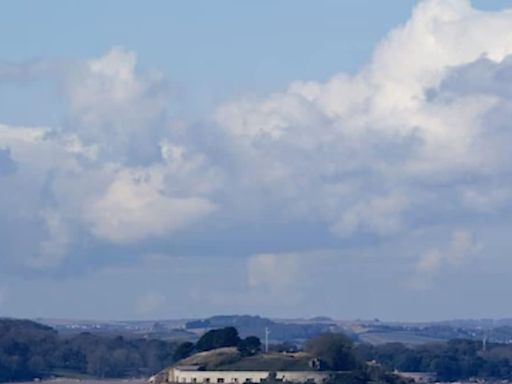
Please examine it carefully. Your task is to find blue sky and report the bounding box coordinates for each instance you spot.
[2,0,512,321]
[0,1,419,126]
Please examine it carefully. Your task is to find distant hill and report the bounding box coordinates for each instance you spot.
[350,321,512,345]
[37,318,196,341]
[185,315,337,343]
[0,317,56,334]
[0,318,59,382]
[36,315,512,346]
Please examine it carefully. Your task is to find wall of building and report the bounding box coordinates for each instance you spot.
[168,368,331,384]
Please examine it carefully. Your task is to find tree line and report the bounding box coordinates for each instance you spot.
[4,319,512,383]
[355,339,512,381]
[0,318,176,382]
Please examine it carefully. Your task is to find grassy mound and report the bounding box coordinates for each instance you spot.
[218,352,312,371]
[175,348,313,372]
[177,347,242,370]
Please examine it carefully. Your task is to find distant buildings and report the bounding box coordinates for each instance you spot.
[395,371,437,383]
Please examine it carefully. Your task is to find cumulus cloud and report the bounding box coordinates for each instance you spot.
[4,0,512,279]
[64,47,169,164]
[214,0,512,241]
[412,229,481,288]
[85,166,216,243]
[0,124,86,269]
[0,147,17,175]
[0,49,219,267]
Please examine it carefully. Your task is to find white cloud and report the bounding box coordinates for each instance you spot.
[4,0,512,277]
[64,47,169,164]
[214,0,512,239]
[412,229,481,288]
[0,124,88,268]
[84,166,216,243]
[0,49,219,265]
[64,50,219,245]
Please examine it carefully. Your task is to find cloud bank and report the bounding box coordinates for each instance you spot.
[1,0,512,313]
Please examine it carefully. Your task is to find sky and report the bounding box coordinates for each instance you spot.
[2,0,512,321]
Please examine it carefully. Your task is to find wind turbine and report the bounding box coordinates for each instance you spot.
[265,327,271,353]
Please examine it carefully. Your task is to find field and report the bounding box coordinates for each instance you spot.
[357,330,446,345]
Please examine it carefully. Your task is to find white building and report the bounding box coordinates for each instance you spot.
[168,366,332,384]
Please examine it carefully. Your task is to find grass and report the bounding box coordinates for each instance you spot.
[50,369,99,380]
[178,348,242,370]
[219,352,312,371]
[176,348,313,372]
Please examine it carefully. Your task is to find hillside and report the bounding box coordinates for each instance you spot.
[185,316,337,342]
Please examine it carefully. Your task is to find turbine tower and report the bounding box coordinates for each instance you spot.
[265,327,271,353]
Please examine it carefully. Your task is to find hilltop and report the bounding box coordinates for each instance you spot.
[176,347,313,371]
[152,331,412,384]
[150,327,361,384]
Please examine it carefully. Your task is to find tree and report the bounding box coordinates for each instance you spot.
[174,342,195,361]
[305,333,359,371]
[0,318,179,380]
[237,336,261,356]
[196,327,241,352]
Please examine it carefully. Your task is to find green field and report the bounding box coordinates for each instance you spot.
[358,331,446,345]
